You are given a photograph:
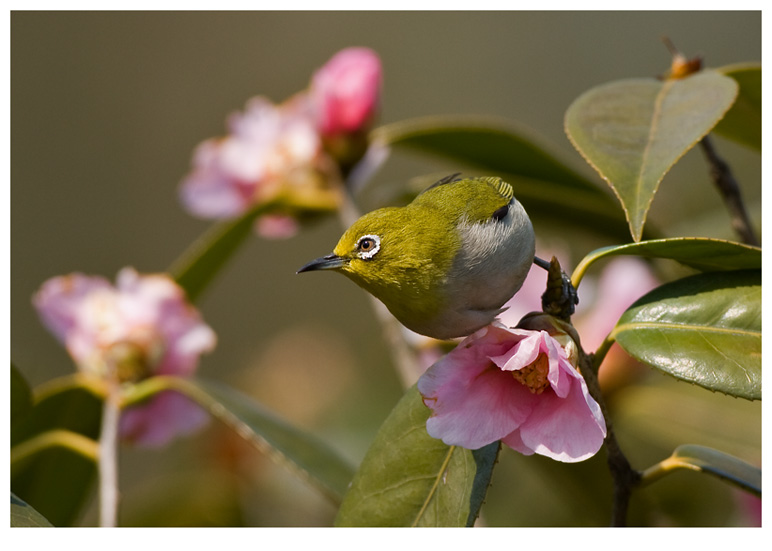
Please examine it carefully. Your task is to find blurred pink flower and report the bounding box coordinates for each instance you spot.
[572,256,659,350]
[179,96,341,238]
[33,268,216,447]
[310,47,382,137]
[417,323,606,462]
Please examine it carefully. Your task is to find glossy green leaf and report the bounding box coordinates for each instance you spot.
[572,237,761,288]
[373,115,633,241]
[613,270,760,400]
[565,71,739,241]
[11,492,54,527]
[11,379,103,526]
[644,444,760,496]
[335,385,499,527]
[714,63,761,151]
[126,376,355,504]
[169,202,273,302]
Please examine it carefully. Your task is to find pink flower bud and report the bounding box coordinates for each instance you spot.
[310,47,382,137]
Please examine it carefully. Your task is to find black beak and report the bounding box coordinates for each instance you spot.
[296,254,348,274]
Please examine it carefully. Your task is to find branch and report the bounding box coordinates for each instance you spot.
[541,256,640,526]
[699,136,759,246]
[578,350,641,526]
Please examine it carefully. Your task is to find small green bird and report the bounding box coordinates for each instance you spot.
[297,175,536,340]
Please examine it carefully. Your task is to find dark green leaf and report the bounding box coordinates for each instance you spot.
[613,270,760,400]
[714,63,761,151]
[11,364,33,436]
[11,381,102,526]
[169,203,272,302]
[135,376,355,504]
[373,115,633,241]
[572,237,761,287]
[648,444,760,496]
[467,442,501,526]
[335,385,498,527]
[11,492,54,527]
[565,71,738,241]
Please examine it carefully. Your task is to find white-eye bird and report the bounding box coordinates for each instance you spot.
[297,175,536,340]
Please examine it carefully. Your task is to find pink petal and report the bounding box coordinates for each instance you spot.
[120,390,209,448]
[311,47,382,136]
[518,376,606,462]
[490,330,542,371]
[500,428,535,457]
[33,273,113,344]
[418,326,539,449]
[114,268,216,376]
[179,140,255,219]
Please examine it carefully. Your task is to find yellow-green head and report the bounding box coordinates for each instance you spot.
[298,175,536,339]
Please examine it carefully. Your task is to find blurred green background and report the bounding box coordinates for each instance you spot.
[11,11,761,526]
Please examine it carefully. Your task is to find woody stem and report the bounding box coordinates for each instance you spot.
[577,350,640,526]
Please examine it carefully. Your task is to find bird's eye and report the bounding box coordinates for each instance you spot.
[356,234,381,260]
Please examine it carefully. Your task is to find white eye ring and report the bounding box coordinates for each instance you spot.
[356,234,381,260]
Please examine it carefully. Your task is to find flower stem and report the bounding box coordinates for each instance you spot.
[98,385,121,527]
[591,333,616,375]
[699,135,759,246]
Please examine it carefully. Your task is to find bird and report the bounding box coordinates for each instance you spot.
[297,174,536,340]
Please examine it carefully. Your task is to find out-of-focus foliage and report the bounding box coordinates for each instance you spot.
[714,63,761,151]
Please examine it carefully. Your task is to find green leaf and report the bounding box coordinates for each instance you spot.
[714,63,761,151]
[11,492,54,527]
[169,202,274,302]
[126,376,355,504]
[565,71,739,241]
[11,379,103,526]
[571,237,761,288]
[612,270,760,400]
[644,444,760,496]
[11,364,33,435]
[335,385,499,527]
[373,115,633,241]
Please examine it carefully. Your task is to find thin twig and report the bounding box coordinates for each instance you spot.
[98,386,121,527]
[699,135,759,246]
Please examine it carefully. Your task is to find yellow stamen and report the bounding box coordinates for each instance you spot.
[512,353,551,394]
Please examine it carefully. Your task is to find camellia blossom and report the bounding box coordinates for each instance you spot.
[179,96,342,237]
[33,268,217,447]
[417,322,606,462]
[310,47,382,137]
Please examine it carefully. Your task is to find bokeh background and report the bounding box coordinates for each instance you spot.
[11,11,761,526]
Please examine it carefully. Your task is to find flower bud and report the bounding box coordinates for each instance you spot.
[310,47,382,138]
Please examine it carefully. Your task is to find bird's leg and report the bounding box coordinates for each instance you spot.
[534,256,578,321]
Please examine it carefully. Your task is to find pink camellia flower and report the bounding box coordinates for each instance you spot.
[33,268,217,447]
[179,96,341,238]
[310,47,382,137]
[417,322,606,462]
